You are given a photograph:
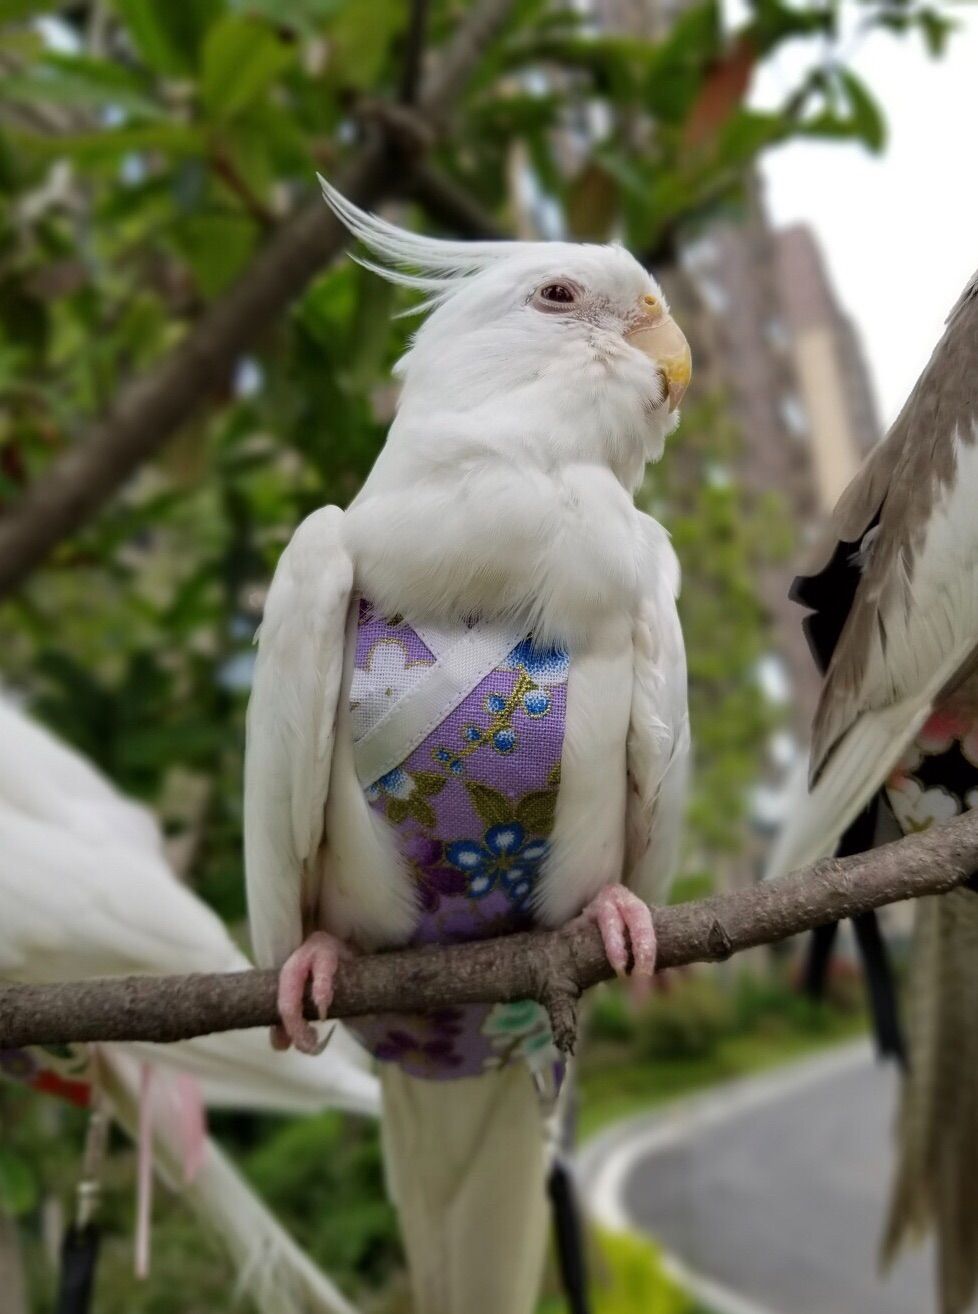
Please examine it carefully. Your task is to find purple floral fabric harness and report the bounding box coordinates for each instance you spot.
[344,598,569,1087]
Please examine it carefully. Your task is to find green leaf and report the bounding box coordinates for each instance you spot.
[406,795,436,829]
[0,0,53,19]
[387,797,411,826]
[23,122,203,164]
[243,0,343,36]
[1,55,160,117]
[465,781,514,829]
[516,787,558,835]
[201,14,292,121]
[343,266,396,388]
[327,0,404,85]
[168,213,257,297]
[917,8,955,57]
[748,0,836,53]
[837,69,886,153]
[110,0,225,75]
[715,108,788,165]
[644,0,722,124]
[0,1148,39,1218]
[412,771,447,798]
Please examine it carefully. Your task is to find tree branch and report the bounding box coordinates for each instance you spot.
[3,809,977,1055]
[399,0,431,104]
[417,0,515,127]
[407,161,508,239]
[0,0,518,602]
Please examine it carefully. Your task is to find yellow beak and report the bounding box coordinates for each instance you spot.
[625,297,692,412]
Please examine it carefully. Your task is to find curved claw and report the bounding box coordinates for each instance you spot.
[273,931,348,1055]
[579,884,657,977]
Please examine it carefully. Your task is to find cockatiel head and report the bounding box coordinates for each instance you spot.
[320,178,691,487]
[319,178,691,644]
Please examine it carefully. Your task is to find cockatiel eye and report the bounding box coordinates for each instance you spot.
[532,281,580,311]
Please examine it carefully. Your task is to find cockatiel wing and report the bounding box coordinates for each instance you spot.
[767,268,978,880]
[624,515,690,906]
[0,699,231,980]
[244,506,353,968]
[0,694,379,1118]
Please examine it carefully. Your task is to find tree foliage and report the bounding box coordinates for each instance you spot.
[0,0,953,910]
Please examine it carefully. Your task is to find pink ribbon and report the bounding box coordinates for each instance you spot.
[134,1065,206,1278]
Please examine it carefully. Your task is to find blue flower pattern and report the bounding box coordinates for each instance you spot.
[502,639,570,723]
[446,822,549,906]
[365,766,414,803]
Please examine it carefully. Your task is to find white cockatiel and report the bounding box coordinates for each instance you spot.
[245,179,692,1314]
[0,694,378,1314]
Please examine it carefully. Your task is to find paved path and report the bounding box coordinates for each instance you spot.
[580,1042,937,1314]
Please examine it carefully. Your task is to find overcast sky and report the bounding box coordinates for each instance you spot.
[756,9,978,428]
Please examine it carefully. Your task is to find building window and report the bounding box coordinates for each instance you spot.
[779,392,808,438]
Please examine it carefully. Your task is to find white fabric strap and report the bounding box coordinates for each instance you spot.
[353,621,523,787]
[410,620,459,660]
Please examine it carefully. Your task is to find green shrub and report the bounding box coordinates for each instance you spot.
[538,1228,696,1314]
[635,976,734,1061]
[585,985,638,1045]
[245,1110,401,1294]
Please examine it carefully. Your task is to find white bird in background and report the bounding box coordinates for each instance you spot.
[245,180,692,1314]
[0,695,379,1314]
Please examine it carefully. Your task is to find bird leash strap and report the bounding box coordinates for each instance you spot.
[55,1099,109,1314]
[548,1155,592,1314]
[802,797,906,1065]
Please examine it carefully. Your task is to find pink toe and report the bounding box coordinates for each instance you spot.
[275,933,348,1055]
[597,904,629,975]
[626,906,657,976]
[277,954,318,1053]
[581,886,656,977]
[310,956,337,1020]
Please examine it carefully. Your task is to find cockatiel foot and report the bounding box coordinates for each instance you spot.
[273,931,350,1055]
[578,884,657,977]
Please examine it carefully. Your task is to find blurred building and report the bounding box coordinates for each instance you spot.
[774,223,881,509]
[677,198,882,735]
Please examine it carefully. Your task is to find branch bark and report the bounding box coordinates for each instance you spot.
[0,0,517,602]
[3,808,977,1055]
[399,0,431,104]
